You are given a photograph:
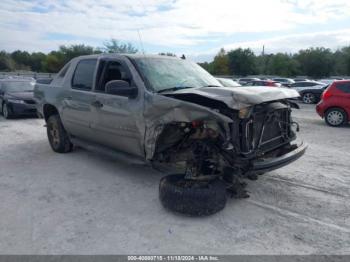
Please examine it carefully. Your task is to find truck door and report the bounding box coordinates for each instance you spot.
[60,59,97,141]
[91,58,144,157]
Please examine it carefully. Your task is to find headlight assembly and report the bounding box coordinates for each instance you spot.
[239,107,252,119]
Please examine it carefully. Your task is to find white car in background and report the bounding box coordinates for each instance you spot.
[216,78,241,87]
[319,79,335,85]
[238,77,260,85]
[273,78,295,87]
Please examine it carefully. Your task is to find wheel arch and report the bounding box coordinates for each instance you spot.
[43,104,59,122]
[325,106,348,117]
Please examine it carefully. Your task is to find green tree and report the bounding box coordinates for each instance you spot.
[30,52,47,72]
[42,52,64,73]
[227,48,257,76]
[11,50,31,68]
[333,46,350,76]
[102,39,138,54]
[0,51,15,71]
[265,53,300,76]
[198,62,213,73]
[211,48,230,75]
[58,44,98,64]
[295,47,334,78]
[42,44,98,73]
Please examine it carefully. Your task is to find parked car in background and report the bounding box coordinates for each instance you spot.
[289,81,326,92]
[294,78,312,82]
[238,77,260,85]
[249,80,282,87]
[216,78,241,87]
[36,78,53,84]
[0,79,37,119]
[319,79,335,85]
[316,80,350,127]
[299,85,329,104]
[273,78,295,87]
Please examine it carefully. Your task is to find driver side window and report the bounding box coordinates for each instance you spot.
[96,61,130,92]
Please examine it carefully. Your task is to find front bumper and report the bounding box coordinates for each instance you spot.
[9,102,37,115]
[250,141,308,173]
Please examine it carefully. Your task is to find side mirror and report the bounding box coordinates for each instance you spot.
[105,80,138,98]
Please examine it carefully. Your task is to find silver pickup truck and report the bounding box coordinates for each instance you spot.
[35,54,307,216]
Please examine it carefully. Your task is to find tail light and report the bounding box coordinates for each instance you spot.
[322,88,331,100]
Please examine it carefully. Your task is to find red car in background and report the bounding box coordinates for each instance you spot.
[316,80,350,127]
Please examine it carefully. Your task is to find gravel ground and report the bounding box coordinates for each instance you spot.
[0,104,349,255]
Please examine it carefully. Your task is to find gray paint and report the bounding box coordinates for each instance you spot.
[35,54,300,160]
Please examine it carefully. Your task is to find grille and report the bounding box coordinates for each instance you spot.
[240,105,292,154]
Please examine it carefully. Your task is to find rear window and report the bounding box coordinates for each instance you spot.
[72,59,97,90]
[336,82,350,93]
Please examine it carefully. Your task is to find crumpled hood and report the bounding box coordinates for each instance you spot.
[164,86,300,110]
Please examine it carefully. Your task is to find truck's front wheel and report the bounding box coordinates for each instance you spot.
[159,174,227,216]
[47,115,73,153]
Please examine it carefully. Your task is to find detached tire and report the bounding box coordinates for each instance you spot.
[159,174,227,216]
[47,114,73,153]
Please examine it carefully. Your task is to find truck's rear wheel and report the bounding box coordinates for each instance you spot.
[47,115,73,153]
[159,174,227,216]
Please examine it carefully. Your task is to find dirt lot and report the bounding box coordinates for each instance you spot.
[0,104,349,255]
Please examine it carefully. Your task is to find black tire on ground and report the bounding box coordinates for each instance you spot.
[159,174,227,216]
[302,93,315,104]
[46,114,73,153]
[325,108,348,127]
[2,103,13,119]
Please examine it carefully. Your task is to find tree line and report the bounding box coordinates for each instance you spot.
[0,39,138,73]
[1,39,350,78]
[199,46,350,78]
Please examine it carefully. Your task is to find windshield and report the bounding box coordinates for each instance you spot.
[132,57,222,92]
[2,81,35,92]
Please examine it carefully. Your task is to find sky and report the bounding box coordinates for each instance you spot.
[1,0,350,62]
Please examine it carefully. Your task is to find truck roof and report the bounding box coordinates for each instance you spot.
[74,53,181,61]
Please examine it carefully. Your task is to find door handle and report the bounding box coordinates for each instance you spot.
[91,100,103,108]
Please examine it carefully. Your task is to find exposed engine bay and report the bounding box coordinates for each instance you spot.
[152,94,302,197]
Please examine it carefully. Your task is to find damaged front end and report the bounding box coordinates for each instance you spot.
[145,86,307,197]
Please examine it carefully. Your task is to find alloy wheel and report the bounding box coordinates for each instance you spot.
[327,110,344,126]
[302,93,315,104]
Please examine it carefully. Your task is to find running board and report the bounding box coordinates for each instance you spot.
[70,137,146,165]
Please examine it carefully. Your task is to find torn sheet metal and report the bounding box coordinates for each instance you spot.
[161,86,300,110]
[143,92,233,160]
[142,86,299,160]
